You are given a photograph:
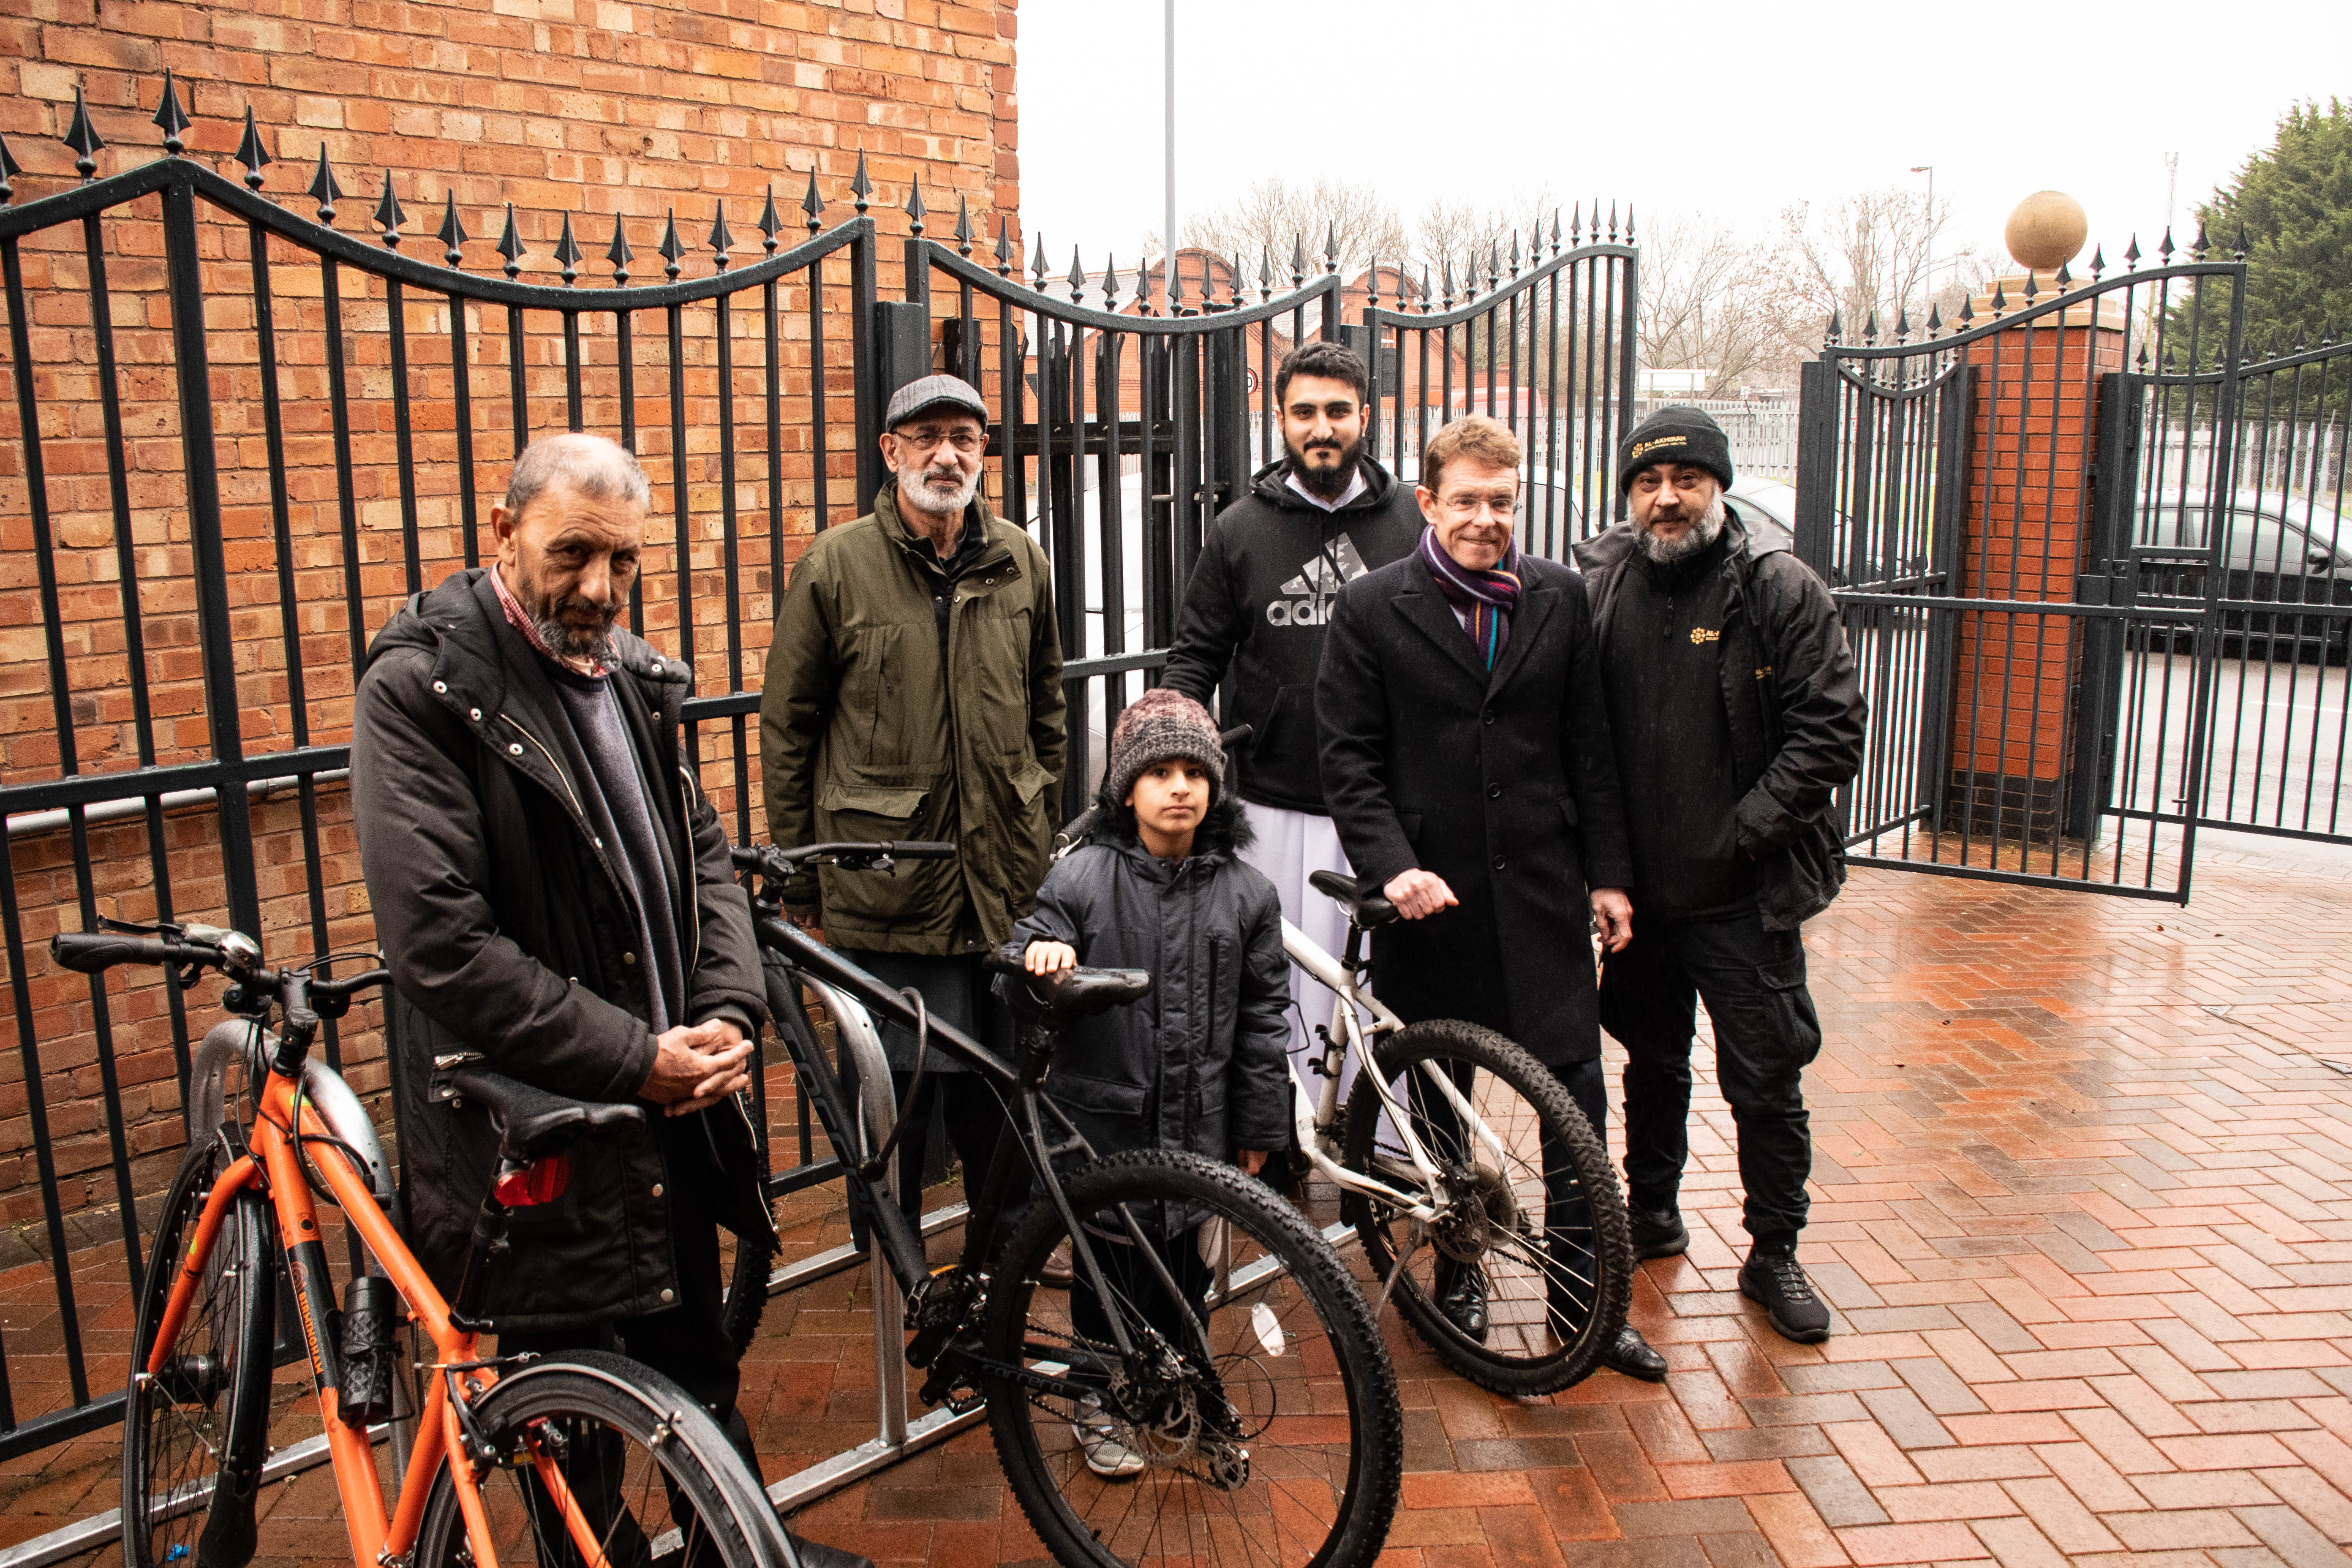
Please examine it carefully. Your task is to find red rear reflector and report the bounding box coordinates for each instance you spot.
[494,1155,570,1207]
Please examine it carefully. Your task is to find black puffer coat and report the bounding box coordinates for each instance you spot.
[353,571,770,1333]
[997,798,1292,1166]
[1573,511,1866,931]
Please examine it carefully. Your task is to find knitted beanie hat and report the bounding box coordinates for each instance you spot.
[1102,689,1226,808]
[1618,405,1735,495]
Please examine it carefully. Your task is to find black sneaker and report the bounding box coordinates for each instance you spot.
[1740,1248,1832,1343]
[1433,1257,1489,1343]
[1628,1205,1689,1260]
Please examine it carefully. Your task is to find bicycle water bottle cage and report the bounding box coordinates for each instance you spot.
[1309,868,1400,928]
[441,1065,648,1163]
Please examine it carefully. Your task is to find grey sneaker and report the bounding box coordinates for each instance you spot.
[1740,1249,1832,1343]
[1072,1395,1146,1478]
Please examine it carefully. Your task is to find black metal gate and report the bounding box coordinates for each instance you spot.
[1788,240,2329,901]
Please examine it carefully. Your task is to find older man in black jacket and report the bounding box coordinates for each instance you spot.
[1573,406,1865,1345]
[353,433,866,1568]
[1317,413,1666,1381]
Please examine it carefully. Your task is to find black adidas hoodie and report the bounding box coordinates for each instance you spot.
[1162,454,1425,813]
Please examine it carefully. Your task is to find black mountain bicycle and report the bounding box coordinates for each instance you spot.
[735,840,1403,1568]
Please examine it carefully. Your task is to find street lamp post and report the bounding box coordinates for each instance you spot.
[1164,0,1177,313]
[1911,164,1933,323]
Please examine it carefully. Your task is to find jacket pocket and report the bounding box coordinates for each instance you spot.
[1044,1069,1149,1116]
[819,781,928,818]
[1010,757,1053,806]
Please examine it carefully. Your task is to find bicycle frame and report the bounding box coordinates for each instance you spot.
[1278,916,1514,1222]
[149,1063,620,1568]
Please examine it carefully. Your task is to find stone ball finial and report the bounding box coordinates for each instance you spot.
[2005,191,2089,272]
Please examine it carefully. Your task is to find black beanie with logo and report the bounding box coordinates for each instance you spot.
[1618,406,1735,495]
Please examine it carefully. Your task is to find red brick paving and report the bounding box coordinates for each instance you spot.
[7,831,2352,1568]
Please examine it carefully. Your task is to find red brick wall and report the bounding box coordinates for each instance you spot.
[0,0,1018,1236]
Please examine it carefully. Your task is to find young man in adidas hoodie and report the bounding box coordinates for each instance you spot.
[1161,340,1425,1086]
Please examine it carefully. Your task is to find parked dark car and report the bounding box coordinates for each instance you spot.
[2130,491,2352,663]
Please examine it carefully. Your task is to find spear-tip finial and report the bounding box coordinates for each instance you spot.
[554,212,583,285]
[1894,307,1910,341]
[235,106,270,190]
[0,133,19,206]
[2123,234,2142,269]
[1101,253,1120,308]
[2055,261,2072,291]
[903,172,925,237]
[2088,244,2105,280]
[1067,245,1086,304]
[708,201,733,269]
[800,169,823,236]
[1926,302,1942,337]
[308,144,343,224]
[1825,309,1842,346]
[607,214,633,285]
[373,171,406,248]
[1862,309,1878,343]
[758,182,782,254]
[659,209,684,280]
[496,201,526,278]
[2191,216,2208,259]
[1625,204,1637,243]
[152,68,191,155]
[1959,295,1975,326]
[994,216,1014,277]
[1324,220,1339,275]
[2232,221,2248,261]
[849,150,871,215]
[2158,226,2175,261]
[437,191,468,268]
[1260,246,1274,301]
[1550,207,1562,255]
[65,87,105,182]
[1990,279,2007,316]
[953,194,973,257]
[1030,231,1048,289]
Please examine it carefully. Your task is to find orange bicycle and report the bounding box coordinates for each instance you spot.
[54,919,798,1568]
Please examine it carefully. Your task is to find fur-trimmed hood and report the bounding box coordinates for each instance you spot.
[1081,791,1257,863]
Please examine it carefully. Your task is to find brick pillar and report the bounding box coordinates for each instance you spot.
[1945,283,2126,838]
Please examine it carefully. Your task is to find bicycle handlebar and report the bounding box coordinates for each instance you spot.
[49,926,388,1005]
[730,840,958,879]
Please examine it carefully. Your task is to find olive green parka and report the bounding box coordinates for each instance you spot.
[759,483,1066,953]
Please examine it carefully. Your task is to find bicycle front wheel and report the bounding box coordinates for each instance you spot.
[413,1350,791,1568]
[981,1149,1402,1568]
[123,1137,278,1568]
[1340,1019,1633,1395]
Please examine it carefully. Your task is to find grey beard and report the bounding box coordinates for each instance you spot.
[1633,496,1727,564]
[535,610,616,664]
[898,465,979,519]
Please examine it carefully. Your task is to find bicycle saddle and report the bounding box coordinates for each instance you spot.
[986,949,1154,1017]
[1310,868,1400,928]
[445,1066,648,1162]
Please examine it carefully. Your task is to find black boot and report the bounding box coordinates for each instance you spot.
[1433,1257,1489,1343]
[1740,1244,1832,1344]
[1628,1202,1688,1260]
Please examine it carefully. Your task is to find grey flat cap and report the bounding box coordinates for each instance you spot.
[885,373,989,429]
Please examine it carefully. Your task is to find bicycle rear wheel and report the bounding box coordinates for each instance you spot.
[122,1137,278,1568]
[414,1350,790,1568]
[980,1149,1402,1568]
[1340,1019,1632,1395]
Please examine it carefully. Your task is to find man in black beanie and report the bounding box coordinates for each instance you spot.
[1571,407,1865,1344]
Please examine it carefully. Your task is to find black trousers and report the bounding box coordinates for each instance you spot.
[1598,908,1821,1242]
[1069,1225,1215,1367]
[498,1129,756,1566]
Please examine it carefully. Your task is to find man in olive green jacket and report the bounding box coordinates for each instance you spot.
[760,374,1065,1224]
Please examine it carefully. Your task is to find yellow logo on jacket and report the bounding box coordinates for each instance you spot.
[1690,627,1721,644]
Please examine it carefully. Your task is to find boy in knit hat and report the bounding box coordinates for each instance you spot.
[996,688,1292,1477]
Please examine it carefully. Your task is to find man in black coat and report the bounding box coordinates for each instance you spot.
[1162,341,1424,1082]
[1572,406,1866,1345]
[1317,414,1667,1381]
[353,434,866,1568]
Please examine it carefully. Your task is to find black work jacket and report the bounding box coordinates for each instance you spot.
[1573,511,1867,931]
[353,571,771,1332]
[1315,550,1635,1067]
[998,798,1293,1165]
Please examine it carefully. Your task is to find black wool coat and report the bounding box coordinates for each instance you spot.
[353,571,771,1333]
[1315,550,1635,1068]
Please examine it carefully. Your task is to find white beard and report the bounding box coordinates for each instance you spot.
[1633,495,1728,564]
[898,464,980,519]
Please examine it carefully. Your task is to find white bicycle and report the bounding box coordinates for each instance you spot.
[1055,807,1632,1395]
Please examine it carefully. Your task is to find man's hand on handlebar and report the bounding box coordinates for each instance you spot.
[640,1019,753,1116]
[1023,940,1077,975]
[1383,868,1458,921]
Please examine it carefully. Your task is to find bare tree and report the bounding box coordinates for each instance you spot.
[1145,177,1410,285]
[1411,188,1563,298]
[1757,188,1990,365]
[1637,212,1775,393]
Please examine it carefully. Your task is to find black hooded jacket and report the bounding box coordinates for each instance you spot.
[1573,510,1867,932]
[996,797,1293,1166]
[1161,455,1425,812]
[352,570,771,1332]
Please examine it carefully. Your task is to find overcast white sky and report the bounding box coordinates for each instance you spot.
[1017,0,2352,279]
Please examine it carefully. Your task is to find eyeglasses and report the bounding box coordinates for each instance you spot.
[1437,494,1518,521]
[896,426,985,454]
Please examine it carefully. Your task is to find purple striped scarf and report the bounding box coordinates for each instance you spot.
[1418,525,1523,669]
